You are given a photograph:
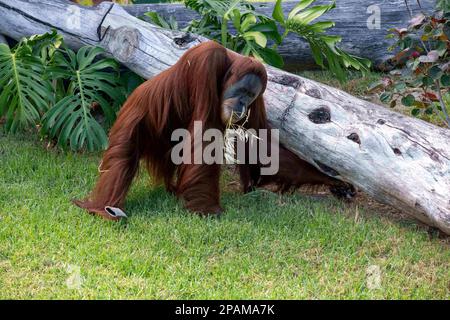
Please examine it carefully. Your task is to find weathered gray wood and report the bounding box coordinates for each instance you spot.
[0,34,7,45]
[0,0,449,235]
[123,1,436,70]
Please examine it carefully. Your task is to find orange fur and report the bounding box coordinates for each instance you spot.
[74,41,267,218]
[74,41,353,220]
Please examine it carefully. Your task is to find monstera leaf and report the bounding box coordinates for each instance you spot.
[273,0,371,82]
[42,46,124,151]
[0,40,54,132]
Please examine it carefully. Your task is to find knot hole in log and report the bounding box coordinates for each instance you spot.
[308,106,331,124]
[105,26,140,63]
[305,88,321,99]
[347,133,361,144]
[270,74,302,89]
[393,148,402,156]
[173,33,196,48]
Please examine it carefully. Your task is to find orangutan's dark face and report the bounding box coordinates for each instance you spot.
[221,74,263,124]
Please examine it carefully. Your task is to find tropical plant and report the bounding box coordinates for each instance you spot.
[0,33,57,133]
[118,69,145,98]
[371,3,450,127]
[0,31,134,151]
[147,0,283,67]
[272,0,371,82]
[437,0,450,11]
[42,46,124,151]
[145,0,371,81]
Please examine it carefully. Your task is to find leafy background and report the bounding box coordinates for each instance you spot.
[0,0,373,152]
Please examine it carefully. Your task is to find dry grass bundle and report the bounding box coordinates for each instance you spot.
[223,110,260,164]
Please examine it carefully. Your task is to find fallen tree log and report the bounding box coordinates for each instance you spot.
[0,0,449,235]
[122,0,435,70]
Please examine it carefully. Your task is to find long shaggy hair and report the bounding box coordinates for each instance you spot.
[74,41,353,220]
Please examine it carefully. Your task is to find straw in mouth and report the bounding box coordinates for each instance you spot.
[223,109,260,164]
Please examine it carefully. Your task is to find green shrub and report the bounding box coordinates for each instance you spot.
[145,0,371,82]
[0,31,142,151]
[371,4,450,127]
[42,46,124,151]
[0,33,56,132]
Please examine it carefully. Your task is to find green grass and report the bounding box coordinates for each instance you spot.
[0,131,448,299]
[0,71,448,300]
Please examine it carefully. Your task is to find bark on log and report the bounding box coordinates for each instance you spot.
[123,1,435,70]
[0,0,449,235]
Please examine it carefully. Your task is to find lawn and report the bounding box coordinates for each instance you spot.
[0,72,449,299]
